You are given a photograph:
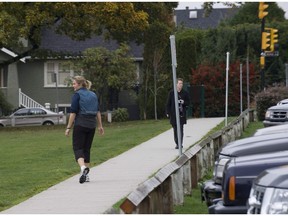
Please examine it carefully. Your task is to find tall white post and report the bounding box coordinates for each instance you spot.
[240,64,243,114]
[225,52,230,127]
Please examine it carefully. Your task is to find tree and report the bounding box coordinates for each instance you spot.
[191,61,259,117]
[0,2,149,65]
[226,2,285,26]
[70,44,136,110]
[175,29,204,81]
[136,2,177,120]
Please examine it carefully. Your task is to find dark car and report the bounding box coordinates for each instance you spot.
[201,132,288,206]
[0,107,66,127]
[209,151,288,214]
[248,165,288,214]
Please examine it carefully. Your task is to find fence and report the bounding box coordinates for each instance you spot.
[120,109,256,214]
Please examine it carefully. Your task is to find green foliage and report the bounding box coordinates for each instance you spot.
[139,3,175,120]
[255,85,288,121]
[112,108,129,122]
[227,2,285,26]
[70,44,136,110]
[176,29,204,81]
[0,3,149,49]
[0,90,12,116]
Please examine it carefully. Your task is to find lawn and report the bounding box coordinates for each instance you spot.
[0,120,171,212]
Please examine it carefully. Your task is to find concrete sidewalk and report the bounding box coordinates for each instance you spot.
[2,117,224,214]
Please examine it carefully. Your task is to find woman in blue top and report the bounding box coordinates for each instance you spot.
[65,76,104,184]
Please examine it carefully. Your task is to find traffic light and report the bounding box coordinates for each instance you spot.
[261,31,270,51]
[259,2,269,19]
[270,28,278,52]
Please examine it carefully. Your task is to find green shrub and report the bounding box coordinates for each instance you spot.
[255,85,288,121]
[112,108,129,122]
[0,90,12,116]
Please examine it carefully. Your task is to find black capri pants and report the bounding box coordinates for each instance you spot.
[72,125,96,163]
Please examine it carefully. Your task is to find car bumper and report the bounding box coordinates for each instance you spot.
[200,179,222,206]
[208,200,247,214]
[263,120,288,127]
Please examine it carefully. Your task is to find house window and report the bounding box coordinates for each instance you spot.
[44,61,73,87]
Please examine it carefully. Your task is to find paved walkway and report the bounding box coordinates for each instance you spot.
[2,117,224,214]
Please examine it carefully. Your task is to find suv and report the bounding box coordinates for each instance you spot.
[248,165,288,214]
[201,133,288,207]
[254,124,288,136]
[263,104,288,127]
[209,151,288,214]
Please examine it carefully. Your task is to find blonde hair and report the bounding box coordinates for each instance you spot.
[73,76,92,89]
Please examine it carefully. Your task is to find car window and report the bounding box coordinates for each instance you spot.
[14,109,30,116]
[30,108,47,115]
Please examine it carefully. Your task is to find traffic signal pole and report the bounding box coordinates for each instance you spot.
[260,17,265,90]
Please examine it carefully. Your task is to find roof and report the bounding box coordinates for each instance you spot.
[174,7,239,29]
[0,47,26,63]
[39,27,144,60]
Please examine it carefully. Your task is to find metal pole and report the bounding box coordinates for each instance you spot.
[169,35,182,155]
[246,49,250,109]
[240,64,243,114]
[54,72,60,124]
[225,52,230,127]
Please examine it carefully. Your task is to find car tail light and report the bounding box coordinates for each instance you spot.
[229,176,236,201]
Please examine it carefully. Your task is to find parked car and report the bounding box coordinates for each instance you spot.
[263,104,288,127]
[201,133,288,207]
[277,98,288,105]
[209,151,288,214]
[0,107,66,127]
[253,123,288,136]
[248,165,288,214]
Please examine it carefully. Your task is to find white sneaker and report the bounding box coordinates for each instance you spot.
[79,167,89,184]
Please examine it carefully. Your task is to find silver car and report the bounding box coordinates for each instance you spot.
[0,107,66,127]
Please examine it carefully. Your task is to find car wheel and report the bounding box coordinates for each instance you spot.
[43,121,54,126]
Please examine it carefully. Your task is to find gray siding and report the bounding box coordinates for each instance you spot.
[18,60,72,109]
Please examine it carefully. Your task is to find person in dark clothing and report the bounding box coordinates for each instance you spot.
[65,76,104,184]
[166,78,190,149]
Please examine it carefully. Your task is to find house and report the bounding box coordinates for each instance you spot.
[0,27,144,119]
[0,7,238,119]
[174,7,239,29]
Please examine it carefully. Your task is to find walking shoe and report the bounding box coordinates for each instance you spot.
[79,167,90,184]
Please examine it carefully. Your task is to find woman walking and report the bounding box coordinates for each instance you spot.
[65,76,104,184]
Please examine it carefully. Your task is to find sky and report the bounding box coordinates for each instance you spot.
[176,1,288,19]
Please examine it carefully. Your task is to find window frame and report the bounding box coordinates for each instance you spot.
[44,61,74,87]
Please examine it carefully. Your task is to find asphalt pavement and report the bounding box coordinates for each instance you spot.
[1,117,224,214]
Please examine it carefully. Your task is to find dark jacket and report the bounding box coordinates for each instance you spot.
[166,89,190,126]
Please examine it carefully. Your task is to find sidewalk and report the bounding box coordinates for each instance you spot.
[2,117,224,214]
